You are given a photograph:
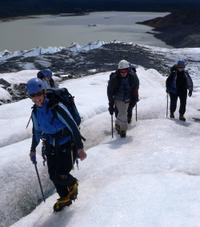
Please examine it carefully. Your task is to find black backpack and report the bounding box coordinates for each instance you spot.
[46,88,81,126]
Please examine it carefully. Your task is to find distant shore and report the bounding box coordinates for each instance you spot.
[0,12,88,22]
[138,9,200,48]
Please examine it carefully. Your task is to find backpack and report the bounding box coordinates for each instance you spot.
[46,88,81,126]
[129,64,136,73]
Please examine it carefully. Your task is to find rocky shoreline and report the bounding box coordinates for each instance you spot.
[139,9,200,48]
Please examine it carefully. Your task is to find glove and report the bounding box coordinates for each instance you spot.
[132,89,138,97]
[30,150,37,164]
[77,149,87,161]
[108,106,114,115]
[188,90,192,97]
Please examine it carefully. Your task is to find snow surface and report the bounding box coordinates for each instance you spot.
[140,44,200,84]
[0,60,199,226]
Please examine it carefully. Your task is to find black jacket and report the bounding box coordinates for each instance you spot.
[107,70,139,106]
[166,68,193,96]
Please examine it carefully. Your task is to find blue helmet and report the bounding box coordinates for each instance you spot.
[177,60,185,68]
[26,78,45,96]
[37,69,53,79]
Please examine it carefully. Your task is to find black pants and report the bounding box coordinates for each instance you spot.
[46,142,77,197]
[169,93,187,115]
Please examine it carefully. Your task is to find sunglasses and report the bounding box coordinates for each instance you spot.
[29,91,44,98]
[177,66,185,69]
[119,69,128,74]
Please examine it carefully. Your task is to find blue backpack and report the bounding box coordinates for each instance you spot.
[46,88,81,126]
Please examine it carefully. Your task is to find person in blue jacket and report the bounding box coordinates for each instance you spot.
[26,78,87,212]
[166,60,193,121]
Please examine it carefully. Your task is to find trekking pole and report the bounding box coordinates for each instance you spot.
[34,163,45,202]
[81,135,86,141]
[135,103,138,121]
[166,93,169,118]
[111,114,114,138]
[26,115,32,128]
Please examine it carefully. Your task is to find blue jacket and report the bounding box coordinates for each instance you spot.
[30,97,83,151]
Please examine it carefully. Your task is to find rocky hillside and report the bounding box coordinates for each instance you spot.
[139,9,200,48]
[0,43,169,103]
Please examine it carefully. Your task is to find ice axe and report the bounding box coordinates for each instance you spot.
[111,114,114,138]
[34,163,45,202]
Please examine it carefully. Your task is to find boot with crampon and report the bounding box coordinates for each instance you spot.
[53,194,72,212]
[68,178,78,201]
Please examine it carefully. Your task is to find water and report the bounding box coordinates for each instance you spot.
[0,11,170,52]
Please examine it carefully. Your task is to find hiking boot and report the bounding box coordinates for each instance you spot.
[115,123,120,134]
[53,194,72,212]
[179,115,186,121]
[120,130,126,138]
[170,113,174,119]
[68,179,78,201]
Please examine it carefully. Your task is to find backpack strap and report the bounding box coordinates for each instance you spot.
[109,71,117,80]
[26,104,37,128]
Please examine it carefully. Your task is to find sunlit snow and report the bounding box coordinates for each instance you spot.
[0,55,199,227]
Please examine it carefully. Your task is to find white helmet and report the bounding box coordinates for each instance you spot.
[118,60,130,70]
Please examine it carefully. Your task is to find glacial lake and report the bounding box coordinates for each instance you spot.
[0,11,170,52]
